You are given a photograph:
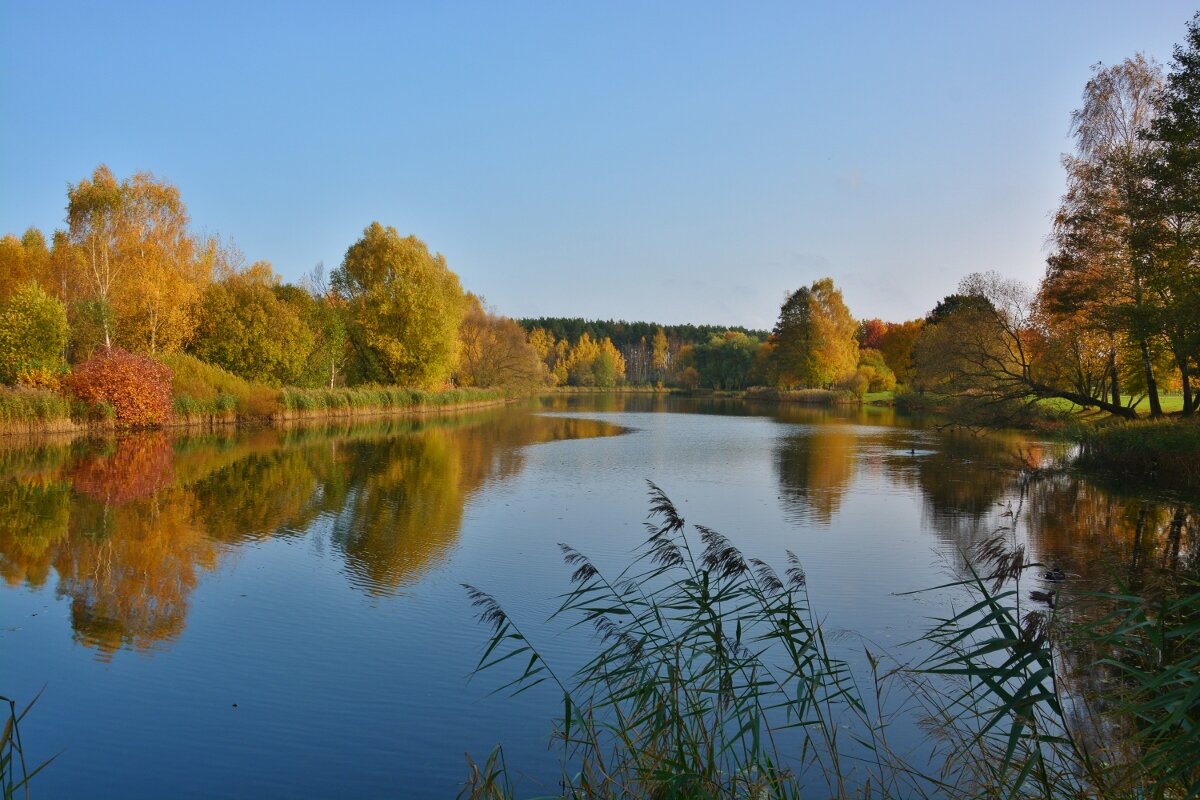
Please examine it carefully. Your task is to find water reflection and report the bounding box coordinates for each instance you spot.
[775,425,857,524]
[0,410,626,658]
[884,432,1018,558]
[1022,475,1199,589]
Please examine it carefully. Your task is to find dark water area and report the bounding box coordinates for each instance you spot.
[1,395,1195,798]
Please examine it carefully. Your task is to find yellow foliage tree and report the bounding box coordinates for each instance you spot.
[333,223,465,388]
[67,165,205,353]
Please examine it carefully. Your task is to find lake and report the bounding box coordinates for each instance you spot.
[1,395,1194,798]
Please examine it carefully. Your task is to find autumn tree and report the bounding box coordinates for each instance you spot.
[67,165,125,347]
[913,272,1137,423]
[771,278,859,388]
[564,332,602,386]
[671,344,698,389]
[877,319,923,385]
[189,263,315,386]
[527,327,561,385]
[456,294,546,391]
[333,223,465,388]
[1046,56,1167,415]
[0,281,69,384]
[857,318,888,350]
[118,172,205,353]
[652,327,670,384]
[67,165,204,353]
[557,333,626,387]
[0,228,53,300]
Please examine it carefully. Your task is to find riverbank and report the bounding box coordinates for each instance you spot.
[742,386,859,405]
[546,385,670,394]
[0,382,509,439]
[1077,418,1200,494]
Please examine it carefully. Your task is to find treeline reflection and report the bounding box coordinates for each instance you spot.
[771,419,1196,585]
[540,395,1196,586]
[0,411,625,658]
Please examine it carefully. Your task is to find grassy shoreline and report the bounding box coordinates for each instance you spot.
[0,383,510,439]
[1077,417,1200,494]
[5,379,1197,496]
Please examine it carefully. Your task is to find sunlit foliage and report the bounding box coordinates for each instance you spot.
[65,347,174,427]
[456,294,547,392]
[0,281,69,385]
[772,277,859,389]
[189,263,315,387]
[334,223,465,389]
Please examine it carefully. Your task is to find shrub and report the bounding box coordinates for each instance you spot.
[65,347,173,427]
[835,368,871,398]
[15,365,65,392]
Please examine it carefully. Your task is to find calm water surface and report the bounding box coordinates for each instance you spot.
[1,395,1195,798]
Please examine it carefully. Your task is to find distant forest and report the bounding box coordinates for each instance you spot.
[518,317,770,386]
[518,318,768,348]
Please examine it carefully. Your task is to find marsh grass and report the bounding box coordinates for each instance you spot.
[744,387,857,405]
[278,386,503,416]
[155,352,279,418]
[1078,419,1200,494]
[1,691,55,800]
[0,388,74,435]
[462,483,1199,799]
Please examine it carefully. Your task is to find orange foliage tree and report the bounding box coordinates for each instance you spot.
[65,347,173,427]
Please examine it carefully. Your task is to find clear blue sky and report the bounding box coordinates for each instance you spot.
[2,1,1196,330]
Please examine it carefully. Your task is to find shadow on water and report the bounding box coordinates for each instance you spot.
[0,408,627,659]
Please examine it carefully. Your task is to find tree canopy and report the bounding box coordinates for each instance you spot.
[333,223,465,389]
[771,278,859,389]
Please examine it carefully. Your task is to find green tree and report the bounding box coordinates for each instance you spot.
[0,281,69,384]
[275,281,351,389]
[693,332,760,389]
[189,264,315,386]
[856,348,896,392]
[771,278,859,388]
[1143,13,1200,415]
[333,223,465,388]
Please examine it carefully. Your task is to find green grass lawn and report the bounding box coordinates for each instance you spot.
[1039,391,1187,416]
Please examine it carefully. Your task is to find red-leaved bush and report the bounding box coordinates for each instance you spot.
[65,347,174,427]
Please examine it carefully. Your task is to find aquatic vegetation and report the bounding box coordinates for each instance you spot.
[1,691,55,800]
[463,484,1199,799]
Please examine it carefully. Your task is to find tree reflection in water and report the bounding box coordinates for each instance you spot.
[1,406,1193,662]
[0,410,626,658]
[774,425,857,524]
